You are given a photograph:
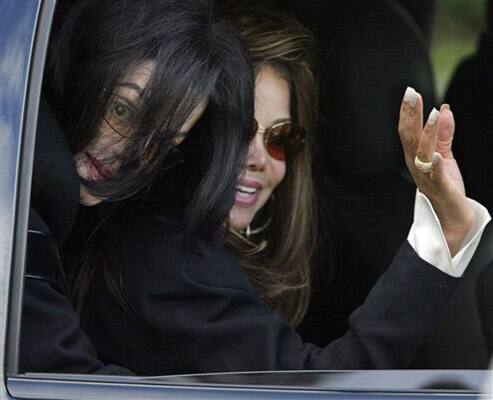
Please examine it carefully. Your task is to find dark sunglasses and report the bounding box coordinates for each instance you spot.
[101,89,184,171]
[142,136,184,171]
[251,119,306,161]
[101,90,141,139]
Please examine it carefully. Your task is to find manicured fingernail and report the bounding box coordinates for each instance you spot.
[404,86,418,107]
[427,108,439,125]
[440,103,450,111]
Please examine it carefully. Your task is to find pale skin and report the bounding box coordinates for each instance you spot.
[81,60,471,253]
[74,60,205,206]
[398,88,474,256]
[229,65,288,231]
[230,69,474,256]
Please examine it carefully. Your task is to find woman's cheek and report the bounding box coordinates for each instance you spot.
[272,159,286,189]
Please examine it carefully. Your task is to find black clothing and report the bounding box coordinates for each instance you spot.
[445,32,493,211]
[20,210,131,375]
[30,96,80,247]
[478,262,493,356]
[20,96,131,374]
[294,0,434,346]
[81,211,459,375]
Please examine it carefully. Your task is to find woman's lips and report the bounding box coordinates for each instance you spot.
[234,178,262,207]
[84,152,114,181]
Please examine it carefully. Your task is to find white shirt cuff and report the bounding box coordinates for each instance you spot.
[407,190,491,277]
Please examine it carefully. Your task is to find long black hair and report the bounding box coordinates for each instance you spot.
[48,0,254,308]
[47,0,253,244]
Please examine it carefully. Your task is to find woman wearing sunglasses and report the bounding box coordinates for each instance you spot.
[78,8,490,374]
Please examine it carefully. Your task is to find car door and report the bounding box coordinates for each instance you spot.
[1,0,50,398]
[0,1,492,399]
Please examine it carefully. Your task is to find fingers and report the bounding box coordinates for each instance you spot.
[399,86,456,179]
[398,87,423,157]
[436,104,455,159]
[416,107,439,165]
[430,151,446,186]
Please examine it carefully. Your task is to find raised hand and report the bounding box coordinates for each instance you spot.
[398,87,474,256]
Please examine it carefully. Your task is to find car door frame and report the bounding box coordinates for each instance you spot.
[0,1,490,399]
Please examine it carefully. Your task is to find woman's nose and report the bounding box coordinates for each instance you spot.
[247,132,267,171]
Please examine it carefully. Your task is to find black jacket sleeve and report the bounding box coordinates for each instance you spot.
[81,213,459,375]
[20,210,132,375]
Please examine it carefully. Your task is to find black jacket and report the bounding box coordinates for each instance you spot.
[81,211,459,375]
[20,210,131,374]
[20,95,130,375]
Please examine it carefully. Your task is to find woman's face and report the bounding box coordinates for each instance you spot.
[74,60,205,206]
[229,65,288,231]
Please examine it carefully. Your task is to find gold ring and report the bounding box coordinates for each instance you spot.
[414,155,433,173]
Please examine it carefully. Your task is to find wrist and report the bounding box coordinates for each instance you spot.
[437,206,475,256]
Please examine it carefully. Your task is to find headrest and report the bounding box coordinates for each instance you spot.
[488,0,492,29]
[30,95,80,246]
[298,0,435,177]
[480,30,493,59]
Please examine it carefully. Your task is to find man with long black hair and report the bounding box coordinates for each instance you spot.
[21,0,254,374]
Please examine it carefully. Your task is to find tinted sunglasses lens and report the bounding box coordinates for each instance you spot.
[103,94,138,138]
[285,126,306,157]
[144,139,184,170]
[162,144,184,170]
[265,123,293,161]
[143,139,159,165]
[265,123,306,161]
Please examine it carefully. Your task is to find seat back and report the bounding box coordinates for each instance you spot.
[287,0,436,344]
[30,95,80,246]
[444,3,493,211]
[411,0,493,367]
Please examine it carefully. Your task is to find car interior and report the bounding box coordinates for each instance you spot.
[21,0,493,378]
[265,0,493,369]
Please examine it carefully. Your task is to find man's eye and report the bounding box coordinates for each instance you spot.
[109,100,133,122]
[102,94,140,137]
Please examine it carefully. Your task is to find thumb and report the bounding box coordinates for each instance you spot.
[430,152,449,189]
[436,104,455,159]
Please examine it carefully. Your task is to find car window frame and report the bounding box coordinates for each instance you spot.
[1,0,491,399]
[6,371,489,400]
[1,0,56,384]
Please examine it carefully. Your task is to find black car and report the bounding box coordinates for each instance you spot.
[1,0,492,399]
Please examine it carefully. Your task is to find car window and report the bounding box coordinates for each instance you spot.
[2,0,492,399]
[431,0,487,99]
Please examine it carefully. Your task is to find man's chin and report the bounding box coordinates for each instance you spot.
[79,184,104,206]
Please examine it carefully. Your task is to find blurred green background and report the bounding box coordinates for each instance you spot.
[431,0,488,100]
